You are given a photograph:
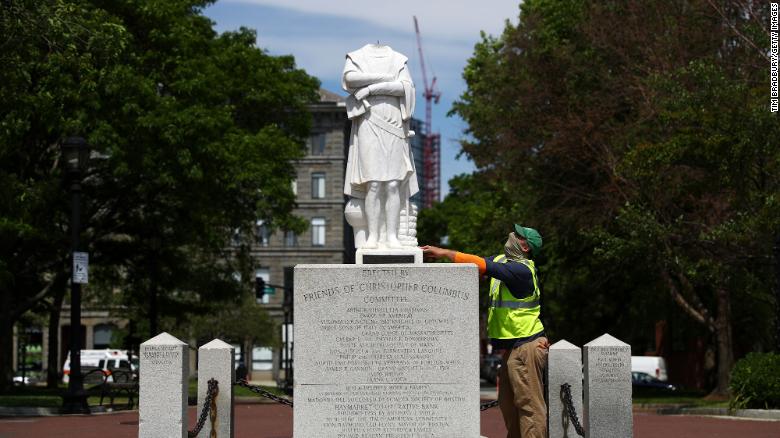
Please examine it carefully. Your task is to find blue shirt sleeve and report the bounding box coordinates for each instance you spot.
[483,256,534,299]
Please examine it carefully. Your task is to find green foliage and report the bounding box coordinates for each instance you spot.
[418,172,527,255]
[0,0,319,387]
[730,353,780,409]
[446,0,778,393]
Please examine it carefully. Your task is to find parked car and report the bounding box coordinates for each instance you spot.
[632,371,677,394]
[481,354,502,384]
[631,356,668,381]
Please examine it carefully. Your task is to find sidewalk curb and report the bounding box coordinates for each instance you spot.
[0,406,131,417]
[654,406,780,420]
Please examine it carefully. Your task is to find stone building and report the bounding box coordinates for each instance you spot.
[249,89,351,381]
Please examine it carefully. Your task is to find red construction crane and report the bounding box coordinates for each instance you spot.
[413,16,441,208]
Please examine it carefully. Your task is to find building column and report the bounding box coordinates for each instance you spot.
[12,324,18,373]
[41,325,50,374]
[84,323,94,350]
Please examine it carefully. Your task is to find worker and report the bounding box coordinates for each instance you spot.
[421,224,549,438]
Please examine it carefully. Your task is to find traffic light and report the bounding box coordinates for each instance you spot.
[255,277,266,301]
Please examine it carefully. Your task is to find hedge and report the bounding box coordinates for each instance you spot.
[729,352,780,409]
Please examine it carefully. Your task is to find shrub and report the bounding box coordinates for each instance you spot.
[729,352,780,409]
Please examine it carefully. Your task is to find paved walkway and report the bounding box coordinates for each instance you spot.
[1,405,778,437]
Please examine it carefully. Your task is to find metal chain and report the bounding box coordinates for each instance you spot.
[560,383,584,436]
[189,378,219,438]
[480,399,499,411]
[234,379,294,407]
[209,380,218,438]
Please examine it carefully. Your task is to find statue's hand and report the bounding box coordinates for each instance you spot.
[353,86,370,100]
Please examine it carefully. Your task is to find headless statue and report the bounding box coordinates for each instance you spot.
[342,44,418,249]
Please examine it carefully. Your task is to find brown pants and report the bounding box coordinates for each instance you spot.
[498,337,548,438]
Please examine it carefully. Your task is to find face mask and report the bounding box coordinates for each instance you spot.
[504,232,526,261]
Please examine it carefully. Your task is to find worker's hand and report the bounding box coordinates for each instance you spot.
[353,86,370,100]
[421,245,446,260]
[538,338,550,350]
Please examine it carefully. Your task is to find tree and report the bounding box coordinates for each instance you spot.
[447,0,778,395]
[0,0,318,389]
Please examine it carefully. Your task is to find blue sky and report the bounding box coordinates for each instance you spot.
[203,0,520,198]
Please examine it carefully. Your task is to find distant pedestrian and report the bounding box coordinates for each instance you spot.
[422,224,549,438]
[236,362,248,382]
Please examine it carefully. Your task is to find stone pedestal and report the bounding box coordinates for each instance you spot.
[198,339,235,438]
[583,333,633,438]
[547,339,583,438]
[293,264,480,438]
[139,332,189,438]
[355,247,423,264]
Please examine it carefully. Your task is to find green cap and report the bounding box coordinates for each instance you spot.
[513,224,543,256]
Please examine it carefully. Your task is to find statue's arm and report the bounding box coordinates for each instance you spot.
[344,72,395,88]
[367,81,405,96]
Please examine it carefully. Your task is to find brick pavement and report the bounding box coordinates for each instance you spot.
[0,404,778,438]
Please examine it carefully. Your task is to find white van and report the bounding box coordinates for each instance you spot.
[631,356,668,381]
[62,349,135,383]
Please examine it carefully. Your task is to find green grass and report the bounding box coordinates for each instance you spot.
[0,383,134,409]
[632,392,729,407]
[0,394,63,408]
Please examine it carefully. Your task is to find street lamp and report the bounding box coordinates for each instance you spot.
[61,136,90,414]
[282,285,293,395]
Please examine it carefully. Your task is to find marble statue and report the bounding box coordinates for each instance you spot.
[342,43,419,250]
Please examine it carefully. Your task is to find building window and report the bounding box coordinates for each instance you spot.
[311,172,326,199]
[291,178,297,196]
[256,220,270,247]
[284,230,298,247]
[255,268,270,304]
[311,217,326,246]
[252,346,273,371]
[310,133,326,155]
[93,324,116,350]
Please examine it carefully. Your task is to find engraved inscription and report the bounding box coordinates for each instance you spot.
[143,345,180,367]
[593,348,628,384]
[294,266,480,438]
[303,281,469,303]
[308,290,461,383]
[306,384,465,437]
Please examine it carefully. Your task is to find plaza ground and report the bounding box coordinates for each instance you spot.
[1,404,778,438]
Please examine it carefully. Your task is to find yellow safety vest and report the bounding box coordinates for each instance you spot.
[487,255,545,339]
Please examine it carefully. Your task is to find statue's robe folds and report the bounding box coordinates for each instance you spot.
[342,45,419,200]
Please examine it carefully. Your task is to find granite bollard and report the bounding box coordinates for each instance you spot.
[583,333,633,438]
[139,332,189,438]
[198,339,235,438]
[548,339,583,438]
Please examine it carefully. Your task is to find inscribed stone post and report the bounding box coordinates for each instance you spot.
[198,339,235,438]
[547,339,583,438]
[294,264,480,438]
[139,332,189,438]
[583,333,633,438]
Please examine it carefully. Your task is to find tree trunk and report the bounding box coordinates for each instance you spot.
[0,321,14,392]
[46,287,66,388]
[712,286,735,397]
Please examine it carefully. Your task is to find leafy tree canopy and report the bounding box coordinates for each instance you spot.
[0,0,319,388]
[439,0,778,395]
